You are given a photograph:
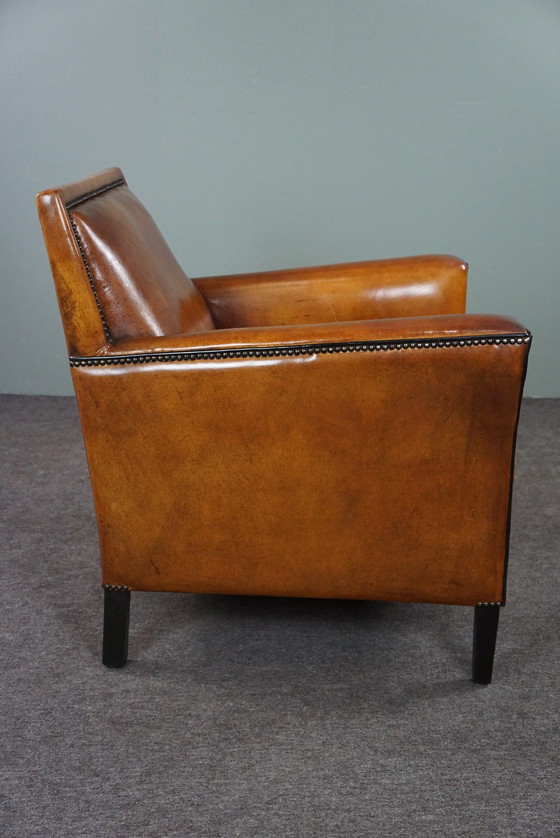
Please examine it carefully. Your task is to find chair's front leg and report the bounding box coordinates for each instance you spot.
[472,603,501,684]
[102,587,130,668]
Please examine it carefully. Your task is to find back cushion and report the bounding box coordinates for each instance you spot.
[67,183,215,340]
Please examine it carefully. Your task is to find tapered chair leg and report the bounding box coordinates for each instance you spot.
[472,603,500,684]
[102,588,131,668]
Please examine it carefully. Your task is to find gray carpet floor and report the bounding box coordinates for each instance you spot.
[0,395,558,838]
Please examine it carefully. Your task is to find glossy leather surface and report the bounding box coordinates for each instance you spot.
[37,168,531,610]
[103,313,525,358]
[37,168,213,356]
[193,254,468,328]
[73,333,528,605]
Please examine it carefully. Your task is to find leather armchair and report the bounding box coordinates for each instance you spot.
[37,167,531,683]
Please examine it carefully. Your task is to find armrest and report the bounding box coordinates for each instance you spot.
[86,313,529,363]
[192,254,468,328]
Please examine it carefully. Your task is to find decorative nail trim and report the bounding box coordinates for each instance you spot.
[69,333,531,368]
[67,213,113,342]
[476,601,502,607]
[103,584,130,592]
[65,178,125,210]
[65,178,126,344]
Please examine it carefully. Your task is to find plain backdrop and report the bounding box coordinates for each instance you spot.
[1,0,558,396]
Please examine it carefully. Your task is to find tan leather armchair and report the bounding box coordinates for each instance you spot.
[37,167,531,683]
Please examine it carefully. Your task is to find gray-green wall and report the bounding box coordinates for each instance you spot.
[1,0,558,396]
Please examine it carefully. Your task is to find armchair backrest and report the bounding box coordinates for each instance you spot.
[37,167,215,356]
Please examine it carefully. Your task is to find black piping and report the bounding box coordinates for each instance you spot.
[65,177,126,210]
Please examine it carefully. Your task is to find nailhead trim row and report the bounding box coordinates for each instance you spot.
[69,334,530,367]
[100,587,502,605]
[100,587,502,603]
[67,213,113,342]
[65,178,126,343]
[101,587,502,605]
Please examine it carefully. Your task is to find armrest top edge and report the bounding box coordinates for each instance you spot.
[192,254,467,287]
[71,315,530,366]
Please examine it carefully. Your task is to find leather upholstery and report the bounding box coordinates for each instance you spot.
[37,167,213,356]
[37,169,531,611]
[193,254,468,328]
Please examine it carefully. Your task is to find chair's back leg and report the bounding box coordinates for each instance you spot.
[102,587,131,668]
[472,603,500,684]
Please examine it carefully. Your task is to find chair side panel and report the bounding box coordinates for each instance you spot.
[71,339,528,606]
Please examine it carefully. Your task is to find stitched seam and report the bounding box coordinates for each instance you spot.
[65,177,125,210]
[69,333,531,367]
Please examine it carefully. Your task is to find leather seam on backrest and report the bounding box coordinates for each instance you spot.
[66,209,113,343]
[65,177,126,210]
[63,178,127,344]
[68,333,532,366]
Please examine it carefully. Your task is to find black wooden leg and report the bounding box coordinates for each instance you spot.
[103,588,130,668]
[472,603,500,684]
